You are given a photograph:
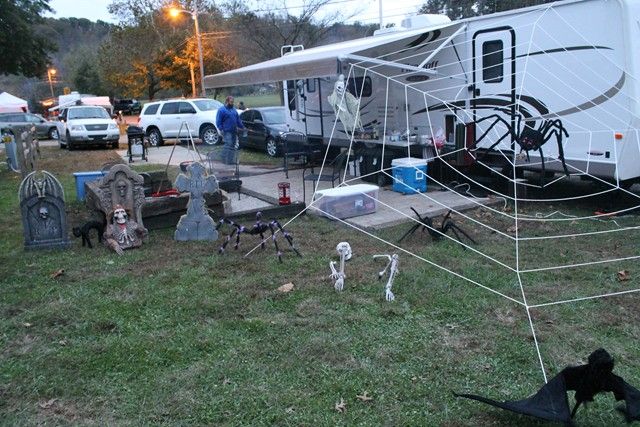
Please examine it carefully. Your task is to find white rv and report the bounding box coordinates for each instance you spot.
[205,0,640,186]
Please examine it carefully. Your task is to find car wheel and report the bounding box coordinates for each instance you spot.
[265,137,279,157]
[200,125,220,146]
[48,127,59,140]
[147,128,163,147]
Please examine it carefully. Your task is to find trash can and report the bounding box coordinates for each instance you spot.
[127,126,147,163]
[391,157,428,194]
[2,130,18,172]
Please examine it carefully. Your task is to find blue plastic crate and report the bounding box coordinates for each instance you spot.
[73,171,105,201]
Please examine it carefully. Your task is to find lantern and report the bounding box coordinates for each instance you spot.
[277,182,291,205]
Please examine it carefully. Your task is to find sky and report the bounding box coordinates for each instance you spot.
[46,0,428,27]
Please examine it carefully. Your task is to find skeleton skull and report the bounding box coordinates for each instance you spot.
[116,180,128,198]
[38,206,49,219]
[113,207,127,224]
[334,74,346,97]
[336,241,352,261]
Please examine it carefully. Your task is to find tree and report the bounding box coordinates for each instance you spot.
[225,0,357,65]
[72,60,105,95]
[0,0,57,76]
[419,0,556,20]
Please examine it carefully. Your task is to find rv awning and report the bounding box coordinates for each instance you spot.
[205,21,463,88]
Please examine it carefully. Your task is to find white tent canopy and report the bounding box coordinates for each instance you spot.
[0,92,28,113]
[204,21,460,88]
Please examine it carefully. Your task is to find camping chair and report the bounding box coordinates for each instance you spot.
[302,150,349,202]
[282,131,322,178]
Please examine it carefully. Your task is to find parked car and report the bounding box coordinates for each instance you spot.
[238,107,289,157]
[58,105,120,150]
[113,99,142,115]
[138,98,223,147]
[0,112,59,139]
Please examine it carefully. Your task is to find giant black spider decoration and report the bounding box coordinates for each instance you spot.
[215,211,301,262]
[472,114,570,186]
[398,207,476,247]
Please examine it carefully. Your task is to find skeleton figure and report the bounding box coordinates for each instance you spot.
[329,242,351,291]
[327,74,363,134]
[104,204,148,255]
[373,254,399,302]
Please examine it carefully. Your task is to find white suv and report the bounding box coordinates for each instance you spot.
[138,98,223,146]
[58,105,119,150]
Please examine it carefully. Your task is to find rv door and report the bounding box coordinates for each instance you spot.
[472,27,516,153]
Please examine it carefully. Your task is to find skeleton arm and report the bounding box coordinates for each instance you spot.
[329,260,345,291]
[373,254,399,301]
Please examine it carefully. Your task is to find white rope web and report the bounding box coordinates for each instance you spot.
[245,3,640,384]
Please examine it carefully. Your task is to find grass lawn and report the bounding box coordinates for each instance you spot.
[1,146,639,425]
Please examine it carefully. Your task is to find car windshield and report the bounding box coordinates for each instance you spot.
[68,107,110,120]
[193,99,223,111]
[261,109,286,125]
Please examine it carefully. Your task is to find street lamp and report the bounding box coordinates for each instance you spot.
[47,68,57,99]
[169,5,206,97]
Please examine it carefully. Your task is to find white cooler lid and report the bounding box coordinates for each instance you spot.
[315,183,379,197]
[391,157,428,167]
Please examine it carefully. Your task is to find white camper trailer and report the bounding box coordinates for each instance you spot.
[205,0,640,185]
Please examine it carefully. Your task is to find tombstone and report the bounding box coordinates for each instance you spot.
[85,163,146,229]
[174,162,219,241]
[19,171,71,250]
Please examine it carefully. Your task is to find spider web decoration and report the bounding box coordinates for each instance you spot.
[246,3,640,384]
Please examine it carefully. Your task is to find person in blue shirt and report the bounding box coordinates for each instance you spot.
[216,96,245,165]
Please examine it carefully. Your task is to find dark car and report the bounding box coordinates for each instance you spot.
[114,99,142,115]
[238,107,288,157]
[0,112,60,139]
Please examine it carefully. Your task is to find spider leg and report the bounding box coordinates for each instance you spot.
[449,223,477,245]
[272,220,302,257]
[539,146,546,187]
[442,222,467,249]
[267,222,283,263]
[219,227,238,254]
[398,223,421,243]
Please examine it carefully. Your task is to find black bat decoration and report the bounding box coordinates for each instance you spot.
[455,349,640,424]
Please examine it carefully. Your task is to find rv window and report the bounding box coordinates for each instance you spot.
[306,79,316,93]
[286,80,296,111]
[482,40,503,83]
[347,76,372,97]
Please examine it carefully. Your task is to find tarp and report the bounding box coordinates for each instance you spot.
[204,20,459,88]
[0,92,28,113]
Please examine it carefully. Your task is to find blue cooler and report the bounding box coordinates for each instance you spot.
[391,157,428,194]
[73,171,105,201]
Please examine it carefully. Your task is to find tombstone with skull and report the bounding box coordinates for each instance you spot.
[19,171,71,250]
[85,164,146,229]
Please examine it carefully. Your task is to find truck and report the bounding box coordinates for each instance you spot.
[205,0,640,187]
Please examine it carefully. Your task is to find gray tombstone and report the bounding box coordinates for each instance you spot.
[174,162,219,241]
[85,164,146,229]
[19,171,71,250]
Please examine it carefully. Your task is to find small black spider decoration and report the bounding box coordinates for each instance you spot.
[472,114,570,186]
[398,207,476,247]
[215,211,301,262]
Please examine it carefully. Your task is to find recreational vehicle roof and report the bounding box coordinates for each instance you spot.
[204,20,460,88]
[204,0,615,90]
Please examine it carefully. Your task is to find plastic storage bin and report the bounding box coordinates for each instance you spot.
[73,171,105,201]
[312,184,379,219]
[391,157,428,194]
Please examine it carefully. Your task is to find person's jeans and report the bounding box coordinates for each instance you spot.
[221,131,237,165]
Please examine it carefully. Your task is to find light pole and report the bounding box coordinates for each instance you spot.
[47,68,57,99]
[169,6,206,97]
